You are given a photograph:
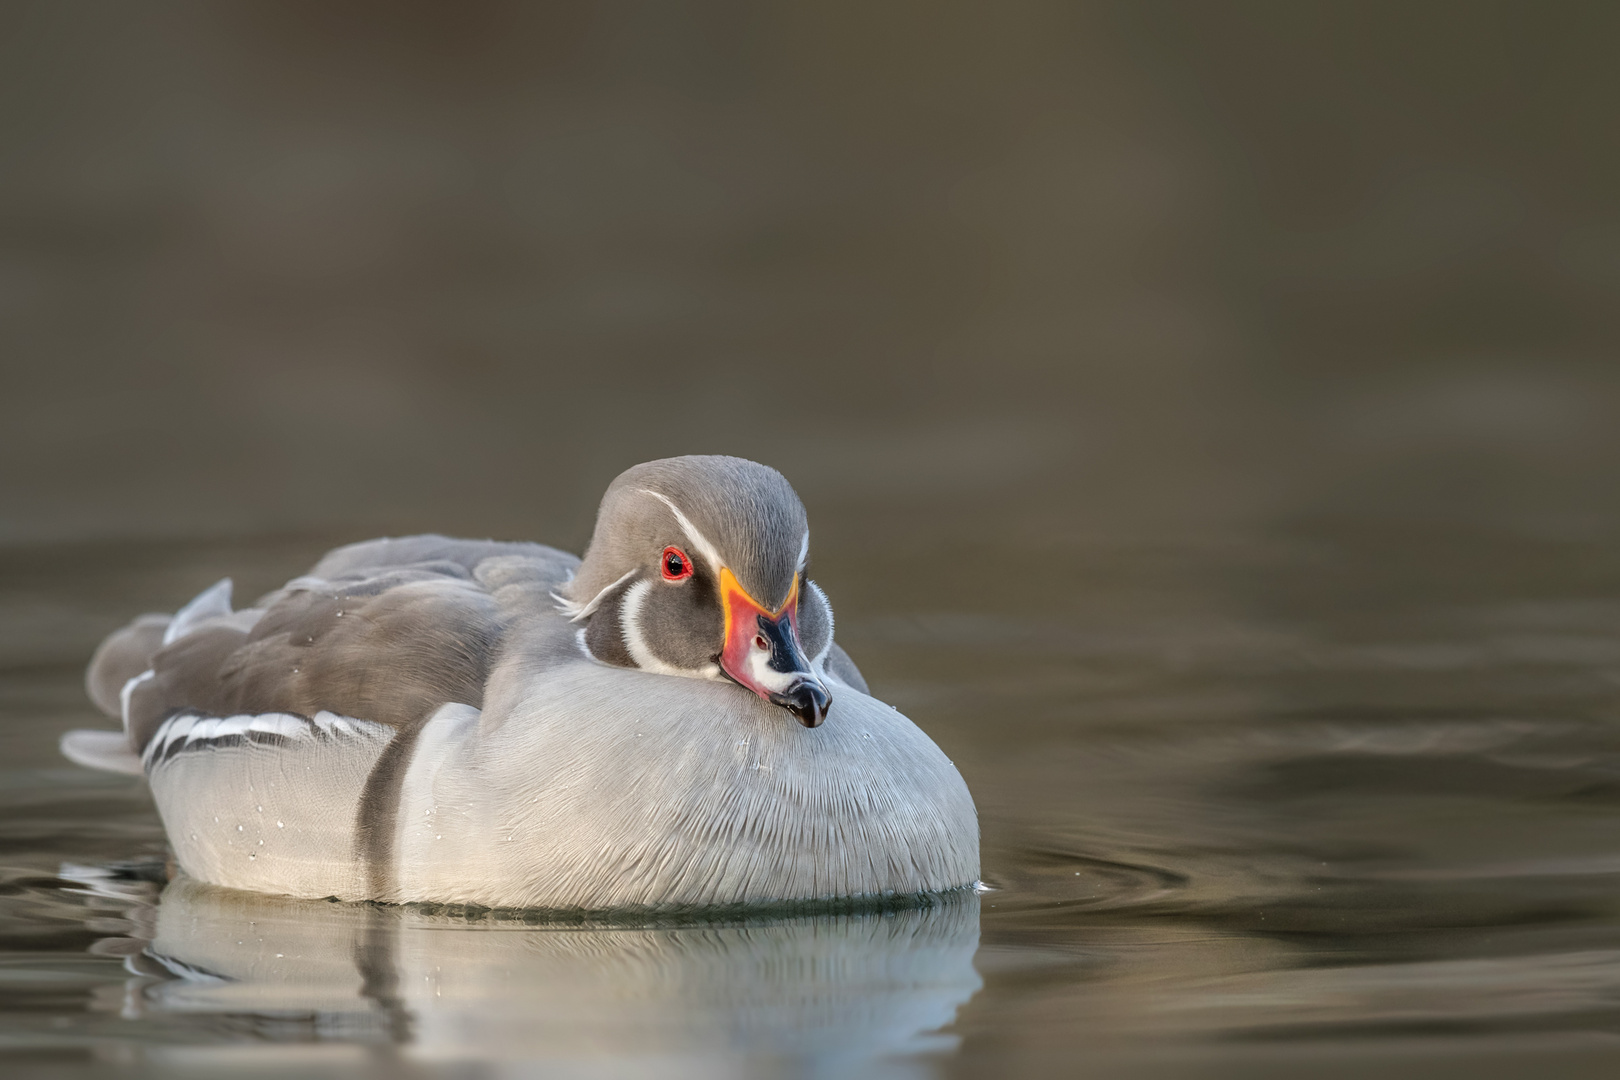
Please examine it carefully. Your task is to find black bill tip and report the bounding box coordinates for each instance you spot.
[771,679,831,728]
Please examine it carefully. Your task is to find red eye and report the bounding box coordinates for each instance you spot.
[661,546,692,581]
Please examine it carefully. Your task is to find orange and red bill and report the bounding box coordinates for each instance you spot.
[717,568,830,727]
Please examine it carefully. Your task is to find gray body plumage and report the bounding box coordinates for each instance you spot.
[65,457,979,908]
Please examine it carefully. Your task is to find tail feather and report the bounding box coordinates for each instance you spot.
[84,613,170,719]
[60,729,144,776]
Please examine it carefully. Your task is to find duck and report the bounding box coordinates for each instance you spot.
[61,456,979,909]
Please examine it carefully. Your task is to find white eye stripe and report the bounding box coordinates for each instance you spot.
[637,489,725,572]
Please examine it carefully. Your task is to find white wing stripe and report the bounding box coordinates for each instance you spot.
[143,710,392,768]
[248,714,307,738]
[186,717,223,745]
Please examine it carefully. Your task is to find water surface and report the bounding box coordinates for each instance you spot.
[6,525,1620,1077]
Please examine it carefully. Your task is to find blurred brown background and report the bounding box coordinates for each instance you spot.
[2,1,1617,552]
[7,7,1620,1072]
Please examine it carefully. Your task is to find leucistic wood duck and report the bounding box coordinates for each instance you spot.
[62,457,979,909]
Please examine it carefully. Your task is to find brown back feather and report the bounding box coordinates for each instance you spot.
[126,569,503,755]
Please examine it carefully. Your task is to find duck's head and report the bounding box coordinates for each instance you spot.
[561,456,834,728]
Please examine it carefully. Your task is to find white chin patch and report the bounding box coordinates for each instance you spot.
[743,641,802,694]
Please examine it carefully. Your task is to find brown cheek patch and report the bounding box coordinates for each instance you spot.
[636,579,724,670]
[584,589,636,668]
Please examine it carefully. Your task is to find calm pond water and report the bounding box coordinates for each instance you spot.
[5,522,1620,1078]
[6,4,1620,1076]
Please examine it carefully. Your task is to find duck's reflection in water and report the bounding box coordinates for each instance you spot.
[102,874,982,1071]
